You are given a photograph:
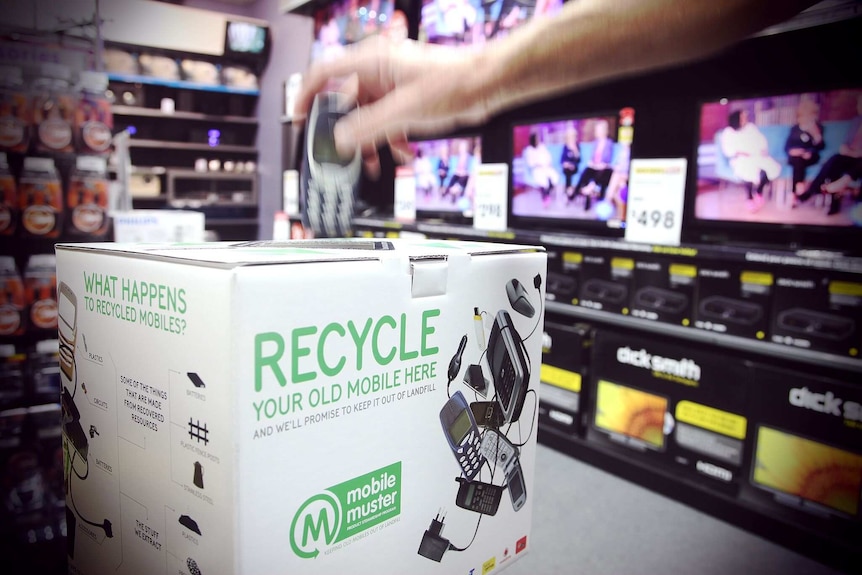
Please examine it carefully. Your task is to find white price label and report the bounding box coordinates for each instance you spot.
[473,163,509,232]
[625,158,687,245]
[282,170,300,216]
[394,166,416,223]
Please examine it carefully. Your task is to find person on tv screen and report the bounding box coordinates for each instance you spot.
[606,140,631,220]
[438,0,479,44]
[436,141,450,192]
[574,119,614,210]
[561,127,581,203]
[785,99,825,198]
[296,0,816,177]
[414,147,437,197]
[442,138,473,200]
[796,93,862,215]
[720,109,782,212]
[523,132,560,206]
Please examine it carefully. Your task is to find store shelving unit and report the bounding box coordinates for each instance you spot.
[109,65,261,241]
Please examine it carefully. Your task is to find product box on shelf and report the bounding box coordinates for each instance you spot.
[111,210,205,243]
[545,247,581,306]
[586,329,750,494]
[692,260,773,340]
[55,238,546,575]
[537,318,594,436]
[768,267,861,358]
[577,249,634,315]
[629,254,697,327]
[741,363,861,540]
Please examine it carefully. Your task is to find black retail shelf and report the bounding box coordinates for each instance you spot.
[128,140,257,154]
[546,301,862,374]
[113,105,257,124]
[107,73,259,96]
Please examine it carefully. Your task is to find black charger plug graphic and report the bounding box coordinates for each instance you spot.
[417,512,451,562]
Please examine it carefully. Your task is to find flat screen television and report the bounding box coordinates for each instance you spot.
[593,379,667,450]
[419,0,564,47]
[752,425,862,518]
[310,0,399,63]
[224,20,270,65]
[690,87,862,251]
[406,134,482,221]
[510,107,635,234]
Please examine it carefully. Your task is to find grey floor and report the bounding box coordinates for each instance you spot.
[503,442,845,575]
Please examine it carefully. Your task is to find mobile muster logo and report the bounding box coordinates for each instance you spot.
[290,462,401,558]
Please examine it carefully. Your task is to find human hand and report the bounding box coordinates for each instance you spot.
[295,36,496,178]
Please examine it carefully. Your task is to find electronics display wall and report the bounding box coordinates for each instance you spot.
[364,12,862,253]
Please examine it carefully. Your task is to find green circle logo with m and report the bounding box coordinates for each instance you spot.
[290,492,342,559]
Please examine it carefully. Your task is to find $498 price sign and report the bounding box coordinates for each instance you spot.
[624,158,687,246]
[630,208,676,230]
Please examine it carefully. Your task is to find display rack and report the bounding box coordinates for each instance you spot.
[108,54,261,241]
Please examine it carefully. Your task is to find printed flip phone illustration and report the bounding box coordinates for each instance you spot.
[440,391,484,479]
[506,458,527,511]
[301,92,362,238]
[480,428,518,474]
[455,477,503,516]
[488,310,530,424]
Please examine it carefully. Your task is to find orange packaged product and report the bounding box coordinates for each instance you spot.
[19,156,63,238]
[0,256,25,337]
[67,155,110,237]
[75,71,113,156]
[32,63,75,155]
[0,65,30,154]
[0,152,17,235]
[24,254,58,333]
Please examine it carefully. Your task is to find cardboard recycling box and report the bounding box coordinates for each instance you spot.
[55,239,546,575]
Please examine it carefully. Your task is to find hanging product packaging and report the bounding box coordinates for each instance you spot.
[0,65,30,154]
[67,155,110,237]
[19,156,63,238]
[0,152,17,236]
[0,256,25,337]
[24,254,58,334]
[32,63,76,155]
[75,71,113,156]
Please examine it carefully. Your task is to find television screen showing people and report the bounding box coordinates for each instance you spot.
[419,0,564,47]
[695,88,862,228]
[408,136,482,216]
[310,0,403,63]
[511,108,634,227]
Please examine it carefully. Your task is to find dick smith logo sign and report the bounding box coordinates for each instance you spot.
[290,462,402,558]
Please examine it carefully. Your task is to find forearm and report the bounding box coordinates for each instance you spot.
[475,0,815,116]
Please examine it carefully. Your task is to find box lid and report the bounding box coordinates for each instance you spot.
[56,238,544,268]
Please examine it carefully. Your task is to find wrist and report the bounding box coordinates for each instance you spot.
[467,45,508,122]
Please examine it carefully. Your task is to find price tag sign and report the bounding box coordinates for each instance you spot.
[473,163,509,232]
[625,158,687,245]
[394,166,416,223]
[282,170,300,216]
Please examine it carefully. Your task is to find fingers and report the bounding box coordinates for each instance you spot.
[333,82,427,159]
[295,36,395,123]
